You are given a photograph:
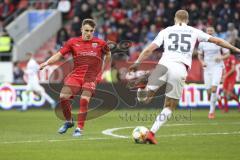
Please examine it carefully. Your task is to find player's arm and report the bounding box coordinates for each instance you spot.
[198,53,206,67]
[136,43,159,63]
[208,37,240,53]
[102,50,111,71]
[224,64,236,79]
[219,52,230,60]
[197,44,206,67]
[224,58,236,79]
[215,48,230,62]
[39,52,63,70]
[128,43,159,71]
[129,30,164,71]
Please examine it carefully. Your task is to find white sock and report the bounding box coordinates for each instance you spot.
[66,120,73,123]
[22,92,30,110]
[150,107,172,134]
[209,93,217,114]
[22,104,28,111]
[42,91,55,105]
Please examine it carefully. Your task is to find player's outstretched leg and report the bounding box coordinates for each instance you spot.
[144,97,176,144]
[73,90,91,137]
[58,97,74,134]
[38,85,56,109]
[145,107,172,144]
[222,96,228,113]
[217,96,223,110]
[22,90,30,111]
[42,91,56,109]
[58,86,75,134]
[137,88,156,104]
[208,87,217,119]
[73,98,89,137]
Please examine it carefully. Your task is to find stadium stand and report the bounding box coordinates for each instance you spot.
[1,0,240,60]
[0,0,240,82]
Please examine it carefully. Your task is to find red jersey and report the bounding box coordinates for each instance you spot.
[224,55,237,80]
[59,36,109,82]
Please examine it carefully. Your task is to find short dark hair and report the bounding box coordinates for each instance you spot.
[82,19,96,28]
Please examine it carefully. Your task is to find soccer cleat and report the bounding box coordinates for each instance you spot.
[134,74,148,89]
[58,121,74,134]
[72,128,83,137]
[208,113,215,119]
[127,73,149,90]
[144,131,158,144]
[137,88,148,102]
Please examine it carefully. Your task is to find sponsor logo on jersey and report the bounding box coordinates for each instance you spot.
[80,51,97,56]
[92,43,98,48]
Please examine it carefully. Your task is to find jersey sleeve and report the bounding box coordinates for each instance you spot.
[59,39,72,56]
[102,41,110,54]
[196,29,212,42]
[152,29,165,47]
[230,56,236,66]
[221,48,230,54]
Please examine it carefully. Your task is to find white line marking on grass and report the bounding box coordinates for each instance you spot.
[101,122,240,139]
[158,131,240,138]
[1,137,111,145]
[101,124,196,139]
[102,126,134,138]
[102,123,240,139]
[2,122,240,145]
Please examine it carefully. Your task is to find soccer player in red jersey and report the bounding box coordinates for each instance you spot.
[39,19,111,136]
[218,54,240,112]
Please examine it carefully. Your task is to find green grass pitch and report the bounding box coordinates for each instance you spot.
[0,109,239,160]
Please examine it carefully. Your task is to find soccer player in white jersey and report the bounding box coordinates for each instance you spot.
[198,27,230,119]
[129,10,240,144]
[22,53,56,111]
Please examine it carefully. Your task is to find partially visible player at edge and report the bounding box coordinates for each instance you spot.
[23,53,56,111]
[39,19,111,137]
[198,27,230,119]
[129,10,240,144]
[218,54,240,112]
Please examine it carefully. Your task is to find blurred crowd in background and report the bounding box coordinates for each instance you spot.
[60,0,240,60]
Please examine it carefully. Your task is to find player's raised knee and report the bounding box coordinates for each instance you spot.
[60,93,72,100]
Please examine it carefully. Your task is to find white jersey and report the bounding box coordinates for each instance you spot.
[25,58,40,83]
[152,23,212,68]
[198,42,229,68]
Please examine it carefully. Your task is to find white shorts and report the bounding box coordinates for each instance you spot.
[26,81,45,93]
[146,61,188,99]
[203,66,223,90]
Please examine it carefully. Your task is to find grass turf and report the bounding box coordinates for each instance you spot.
[0,109,239,160]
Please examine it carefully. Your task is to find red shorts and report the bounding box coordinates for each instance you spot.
[223,78,236,92]
[64,75,96,95]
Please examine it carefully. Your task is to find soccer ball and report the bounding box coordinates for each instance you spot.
[132,126,149,143]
